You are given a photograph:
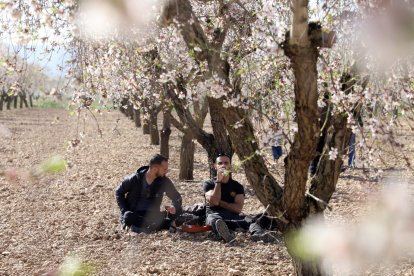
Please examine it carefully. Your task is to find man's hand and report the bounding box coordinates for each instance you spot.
[216,169,227,183]
[165,205,176,214]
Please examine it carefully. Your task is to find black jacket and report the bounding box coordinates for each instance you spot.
[115,166,182,215]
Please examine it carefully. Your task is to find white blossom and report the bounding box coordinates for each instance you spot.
[328,147,338,160]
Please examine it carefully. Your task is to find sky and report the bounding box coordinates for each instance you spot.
[26,45,70,78]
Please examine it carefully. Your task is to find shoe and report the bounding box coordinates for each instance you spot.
[250,231,280,243]
[215,219,234,243]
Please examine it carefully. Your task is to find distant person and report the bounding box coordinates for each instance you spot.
[346,111,363,170]
[270,123,283,161]
[115,154,182,233]
[204,153,279,243]
[310,91,331,176]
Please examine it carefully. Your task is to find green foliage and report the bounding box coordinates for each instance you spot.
[33,99,68,109]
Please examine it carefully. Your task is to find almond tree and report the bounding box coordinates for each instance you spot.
[159,0,414,274]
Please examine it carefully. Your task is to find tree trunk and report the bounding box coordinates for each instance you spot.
[291,257,328,276]
[308,72,363,212]
[120,98,128,115]
[149,109,160,145]
[127,104,134,120]
[283,31,320,223]
[20,95,28,108]
[179,131,195,180]
[219,103,286,220]
[143,117,150,134]
[160,110,171,157]
[13,96,18,109]
[29,95,33,107]
[0,94,4,111]
[6,96,11,110]
[133,109,141,127]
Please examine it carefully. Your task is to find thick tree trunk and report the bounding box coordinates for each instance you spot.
[308,72,363,212]
[127,104,134,120]
[6,96,11,110]
[0,94,4,111]
[283,45,320,223]
[208,98,233,157]
[133,109,141,127]
[165,82,229,178]
[13,96,18,109]
[149,110,160,145]
[120,98,128,115]
[179,131,195,180]
[160,110,171,158]
[143,117,150,135]
[20,95,28,108]
[219,103,286,220]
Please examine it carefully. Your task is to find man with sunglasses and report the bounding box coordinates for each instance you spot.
[115,154,182,233]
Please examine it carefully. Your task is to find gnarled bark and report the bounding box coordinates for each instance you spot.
[160,109,172,158]
[149,109,160,145]
[283,44,320,223]
[133,108,141,128]
[143,117,150,135]
[179,130,195,180]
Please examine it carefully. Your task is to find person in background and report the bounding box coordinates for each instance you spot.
[270,122,283,162]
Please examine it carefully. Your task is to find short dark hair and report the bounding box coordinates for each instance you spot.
[214,153,231,163]
[149,154,168,166]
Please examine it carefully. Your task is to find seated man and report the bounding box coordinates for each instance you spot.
[115,154,182,232]
[204,153,245,242]
[204,153,281,243]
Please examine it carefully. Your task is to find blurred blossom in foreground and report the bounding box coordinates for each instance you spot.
[58,255,94,276]
[76,0,162,40]
[288,174,414,275]
[36,155,67,175]
[347,2,414,75]
[4,167,19,183]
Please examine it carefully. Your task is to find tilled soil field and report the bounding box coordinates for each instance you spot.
[0,108,413,276]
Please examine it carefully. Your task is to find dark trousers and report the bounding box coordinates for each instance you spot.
[122,210,172,232]
[348,133,356,166]
[205,210,263,235]
[271,146,283,160]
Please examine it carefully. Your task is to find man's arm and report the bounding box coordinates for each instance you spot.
[205,181,221,206]
[219,194,244,214]
[115,176,133,214]
[165,179,183,214]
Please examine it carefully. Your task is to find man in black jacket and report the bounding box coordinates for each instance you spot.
[115,154,182,232]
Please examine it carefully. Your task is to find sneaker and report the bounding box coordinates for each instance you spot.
[215,219,234,243]
[250,231,281,243]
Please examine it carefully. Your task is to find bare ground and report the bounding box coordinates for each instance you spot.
[0,108,413,276]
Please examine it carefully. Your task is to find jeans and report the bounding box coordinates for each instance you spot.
[271,146,283,160]
[348,133,356,167]
[122,210,173,232]
[205,210,264,235]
